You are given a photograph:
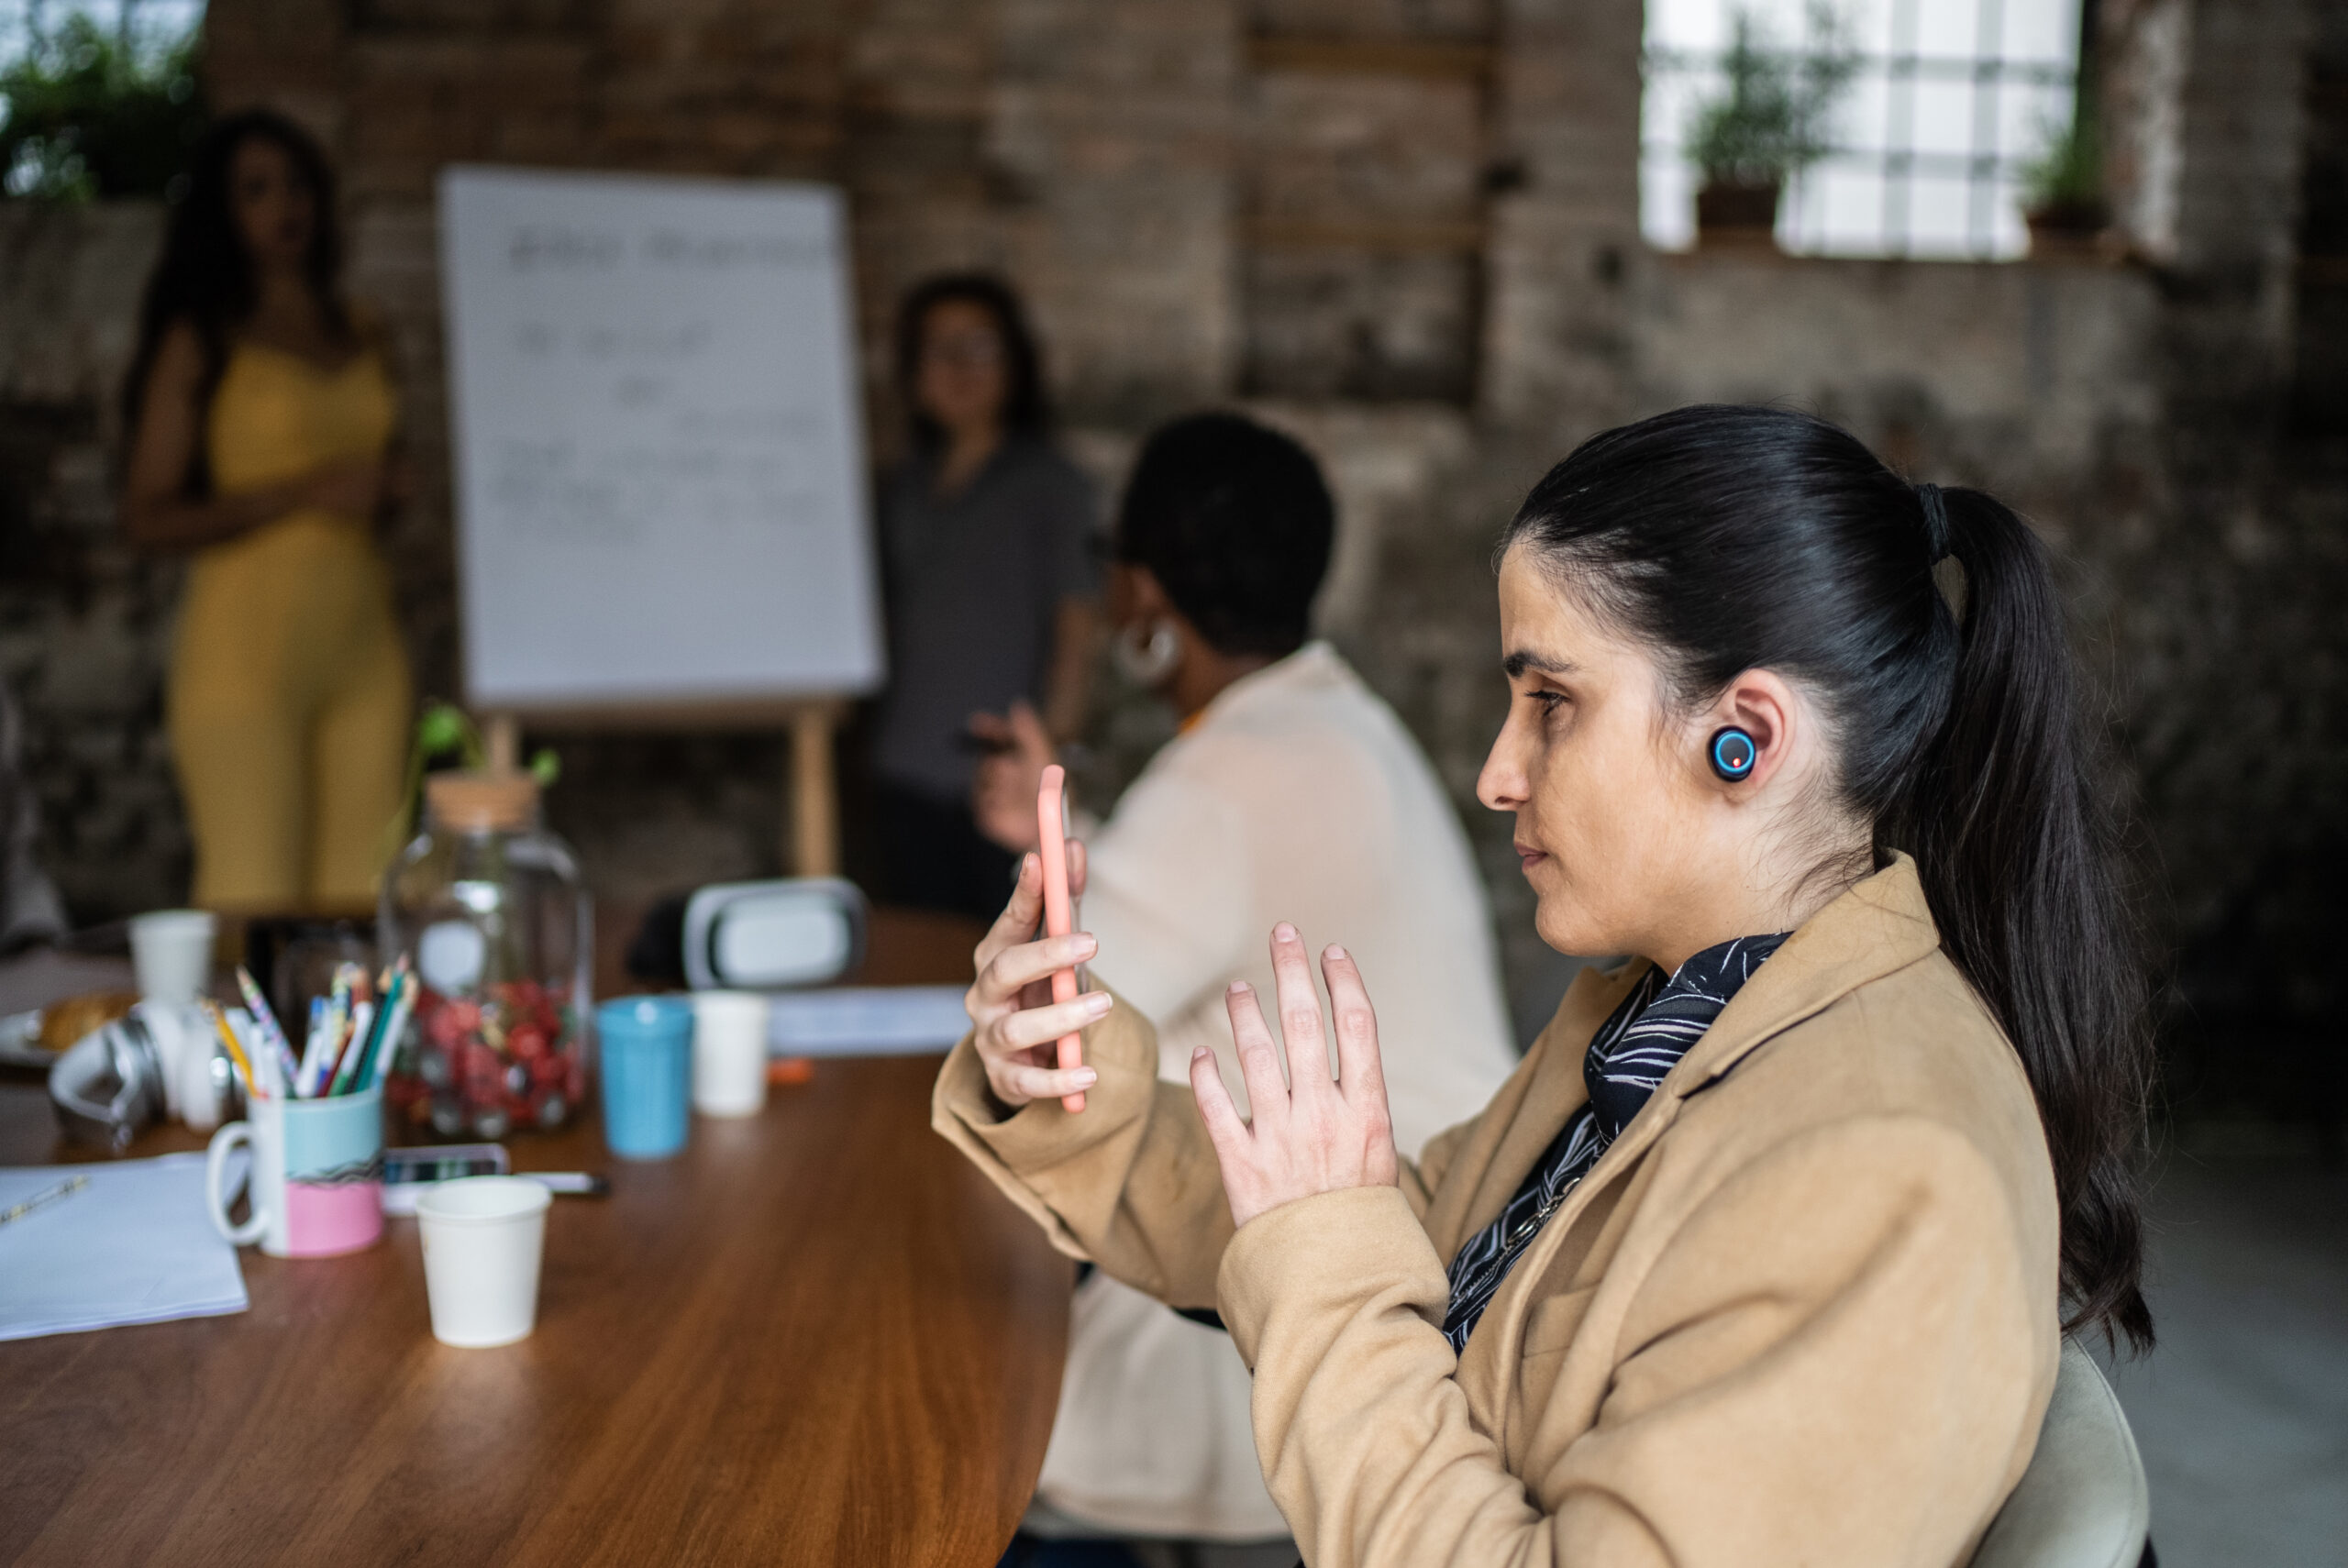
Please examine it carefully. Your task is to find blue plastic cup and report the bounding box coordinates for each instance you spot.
[597,996,693,1160]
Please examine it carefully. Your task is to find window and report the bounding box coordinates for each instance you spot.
[1642,0,2084,259]
[0,0,202,69]
[1,0,205,198]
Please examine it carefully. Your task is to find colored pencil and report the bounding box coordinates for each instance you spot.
[315,966,356,1096]
[327,1001,374,1096]
[360,970,416,1094]
[235,966,303,1088]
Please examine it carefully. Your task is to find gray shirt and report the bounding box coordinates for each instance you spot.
[870,436,1100,799]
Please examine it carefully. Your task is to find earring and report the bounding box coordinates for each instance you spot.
[1709,726,1758,782]
[1113,620,1180,687]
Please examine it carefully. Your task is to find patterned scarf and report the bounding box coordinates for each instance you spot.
[1438,933,1789,1353]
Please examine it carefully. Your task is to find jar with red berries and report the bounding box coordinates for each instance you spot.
[378,769,592,1140]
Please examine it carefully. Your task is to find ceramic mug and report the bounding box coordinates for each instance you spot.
[205,1088,385,1257]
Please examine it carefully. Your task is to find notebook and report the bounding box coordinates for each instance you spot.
[0,1152,249,1342]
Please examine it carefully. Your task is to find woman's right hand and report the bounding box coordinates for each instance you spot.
[966,841,1110,1110]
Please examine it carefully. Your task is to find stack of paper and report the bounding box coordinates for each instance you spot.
[765,986,972,1056]
[0,1152,249,1342]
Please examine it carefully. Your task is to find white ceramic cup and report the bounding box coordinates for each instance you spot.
[691,990,770,1118]
[129,909,216,1006]
[415,1176,553,1347]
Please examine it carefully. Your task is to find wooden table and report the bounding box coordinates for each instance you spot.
[0,913,1073,1567]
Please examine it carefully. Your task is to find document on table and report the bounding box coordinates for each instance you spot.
[766,986,971,1056]
[0,1152,249,1342]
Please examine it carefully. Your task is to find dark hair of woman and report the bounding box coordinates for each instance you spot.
[1115,412,1335,660]
[120,108,352,498]
[893,271,1049,450]
[1500,403,2155,1351]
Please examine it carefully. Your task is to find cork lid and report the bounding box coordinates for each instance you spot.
[425,769,540,834]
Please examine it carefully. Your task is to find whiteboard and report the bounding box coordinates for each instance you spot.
[438,167,885,712]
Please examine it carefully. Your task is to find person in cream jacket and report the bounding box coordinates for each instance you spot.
[970,414,1515,1542]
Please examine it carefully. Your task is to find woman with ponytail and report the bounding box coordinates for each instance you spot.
[939,404,2154,1567]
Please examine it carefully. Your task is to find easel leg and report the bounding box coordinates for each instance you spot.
[788,704,839,878]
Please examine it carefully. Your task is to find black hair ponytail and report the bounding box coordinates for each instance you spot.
[1502,403,2154,1351]
[1888,485,2154,1348]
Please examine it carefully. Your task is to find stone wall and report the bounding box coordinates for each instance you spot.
[0,204,189,922]
[1,0,2339,1053]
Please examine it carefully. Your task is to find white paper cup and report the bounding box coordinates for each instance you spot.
[129,909,216,1005]
[691,990,770,1118]
[415,1176,553,1347]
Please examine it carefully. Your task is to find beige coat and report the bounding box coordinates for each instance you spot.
[936,856,2062,1567]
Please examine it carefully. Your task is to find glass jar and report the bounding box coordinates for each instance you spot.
[379,770,592,1140]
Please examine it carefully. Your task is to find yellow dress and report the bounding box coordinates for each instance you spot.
[167,342,413,912]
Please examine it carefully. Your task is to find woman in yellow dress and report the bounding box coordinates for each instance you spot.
[121,110,413,914]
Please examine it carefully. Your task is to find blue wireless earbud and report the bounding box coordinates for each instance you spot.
[1709,726,1758,782]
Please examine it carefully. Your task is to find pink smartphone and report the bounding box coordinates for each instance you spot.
[1036,764,1084,1112]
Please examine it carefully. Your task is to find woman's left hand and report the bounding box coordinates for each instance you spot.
[1190,923,1401,1231]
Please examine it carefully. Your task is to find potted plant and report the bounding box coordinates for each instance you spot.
[1684,3,1857,249]
[2021,104,2109,259]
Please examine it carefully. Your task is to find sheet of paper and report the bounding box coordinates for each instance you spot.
[765,987,972,1056]
[0,1152,249,1342]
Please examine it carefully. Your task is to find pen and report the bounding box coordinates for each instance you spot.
[0,1173,90,1229]
[339,959,396,1096]
[521,1173,611,1198]
[327,1000,374,1096]
[295,997,330,1098]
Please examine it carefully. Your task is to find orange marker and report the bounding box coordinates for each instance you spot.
[1036,763,1084,1112]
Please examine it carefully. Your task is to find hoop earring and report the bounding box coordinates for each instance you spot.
[1708,726,1758,782]
[1113,620,1180,687]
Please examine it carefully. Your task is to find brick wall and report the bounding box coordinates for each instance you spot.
[0,204,190,921]
[1,0,2339,1046]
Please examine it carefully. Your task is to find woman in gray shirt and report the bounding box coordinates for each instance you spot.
[869,275,1101,917]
